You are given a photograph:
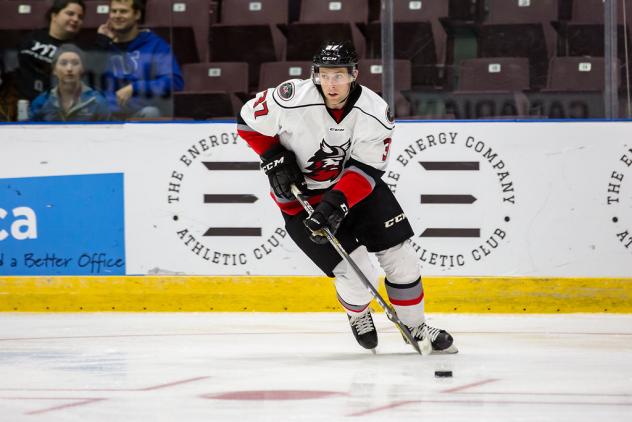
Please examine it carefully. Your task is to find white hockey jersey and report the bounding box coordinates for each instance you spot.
[238,79,395,193]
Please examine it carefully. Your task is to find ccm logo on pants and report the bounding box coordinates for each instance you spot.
[384,213,406,228]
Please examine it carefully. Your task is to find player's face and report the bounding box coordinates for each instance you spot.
[317,67,357,108]
[109,0,141,34]
[53,51,84,85]
[50,3,84,39]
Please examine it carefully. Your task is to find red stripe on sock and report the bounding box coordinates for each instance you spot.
[389,291,425,306]
[339,301,370,313]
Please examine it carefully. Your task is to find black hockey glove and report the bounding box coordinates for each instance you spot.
[304,190,349,244]
[261,149,306,200]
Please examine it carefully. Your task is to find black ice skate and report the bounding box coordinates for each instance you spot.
[404,322,458,354]
[347,311,378,350]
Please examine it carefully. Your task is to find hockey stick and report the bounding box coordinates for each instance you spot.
[290,184,430,355]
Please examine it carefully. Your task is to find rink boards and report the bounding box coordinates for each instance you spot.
[0,121,631,311]
[1,276,631,312]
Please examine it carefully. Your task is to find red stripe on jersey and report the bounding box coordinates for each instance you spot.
[333,170,373,207]
[237,129,279,155]
[389,291,425,307]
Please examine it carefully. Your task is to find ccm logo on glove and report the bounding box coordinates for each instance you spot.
[384,213,406,228]
[261,156,285,173]
[260,149,306,200]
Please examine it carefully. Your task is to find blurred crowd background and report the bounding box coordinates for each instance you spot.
[0,0,630,122]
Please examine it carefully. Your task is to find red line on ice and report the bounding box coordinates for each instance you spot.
[0,397,107,416]
[346,400,418,417]
[440,378,500,393]
[0,376,210,392]
[139,376,210,391]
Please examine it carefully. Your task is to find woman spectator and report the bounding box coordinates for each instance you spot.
[16,0,86,102]
[30,44,110,121]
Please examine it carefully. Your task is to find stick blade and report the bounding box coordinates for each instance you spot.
[420,338,432,356]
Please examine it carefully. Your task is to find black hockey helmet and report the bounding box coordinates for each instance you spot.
[312,40,358,72]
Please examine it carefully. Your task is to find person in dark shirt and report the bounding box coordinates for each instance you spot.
[16,0,86,102]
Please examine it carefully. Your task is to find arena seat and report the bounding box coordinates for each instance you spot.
[559,0,631,59]
[209,0,288,91]
[0,0,48,31]
[456,57,530,92]
[82,0,110,29]
[570,0,627,24]
[220,0,288,25]
[175,61,248,119]
[182,62,249,93]
[258,61,312,91]
[450,57,531,118]
[173,91,243,119]
[144,0,210,64]
[477,0,559,90]
[0,0,49,65]
[358,58,412,117]
[529,55,616,119]
[365,0,448,88]
[544,56,613,92]
[284,0,368,61]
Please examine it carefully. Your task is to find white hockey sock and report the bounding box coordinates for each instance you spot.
[376,242,425,327]
[333,246,378,315]
[385,277,425,327]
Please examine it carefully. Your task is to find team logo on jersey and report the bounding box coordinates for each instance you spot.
[305,139,351,182]
[277,82,295,101]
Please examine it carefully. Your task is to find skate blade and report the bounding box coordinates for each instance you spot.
[431,345,459,355]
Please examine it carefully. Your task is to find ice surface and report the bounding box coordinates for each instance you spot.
[0,313,630,421]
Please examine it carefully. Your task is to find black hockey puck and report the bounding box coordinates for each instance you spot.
[434,370,453,378]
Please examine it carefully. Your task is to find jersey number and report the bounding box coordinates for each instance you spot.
[382,138,392,161]
[253,90,269,118]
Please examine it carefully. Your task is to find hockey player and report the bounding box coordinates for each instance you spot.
[237,40,456,353]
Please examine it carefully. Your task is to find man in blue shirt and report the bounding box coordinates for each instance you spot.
[97,0,184,118]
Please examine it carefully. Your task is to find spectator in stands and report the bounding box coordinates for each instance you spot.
[30,44,110,121]
[16,0,86,102]
[97,0,184,118]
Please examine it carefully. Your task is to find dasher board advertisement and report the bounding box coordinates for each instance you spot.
[0,121,630,276]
